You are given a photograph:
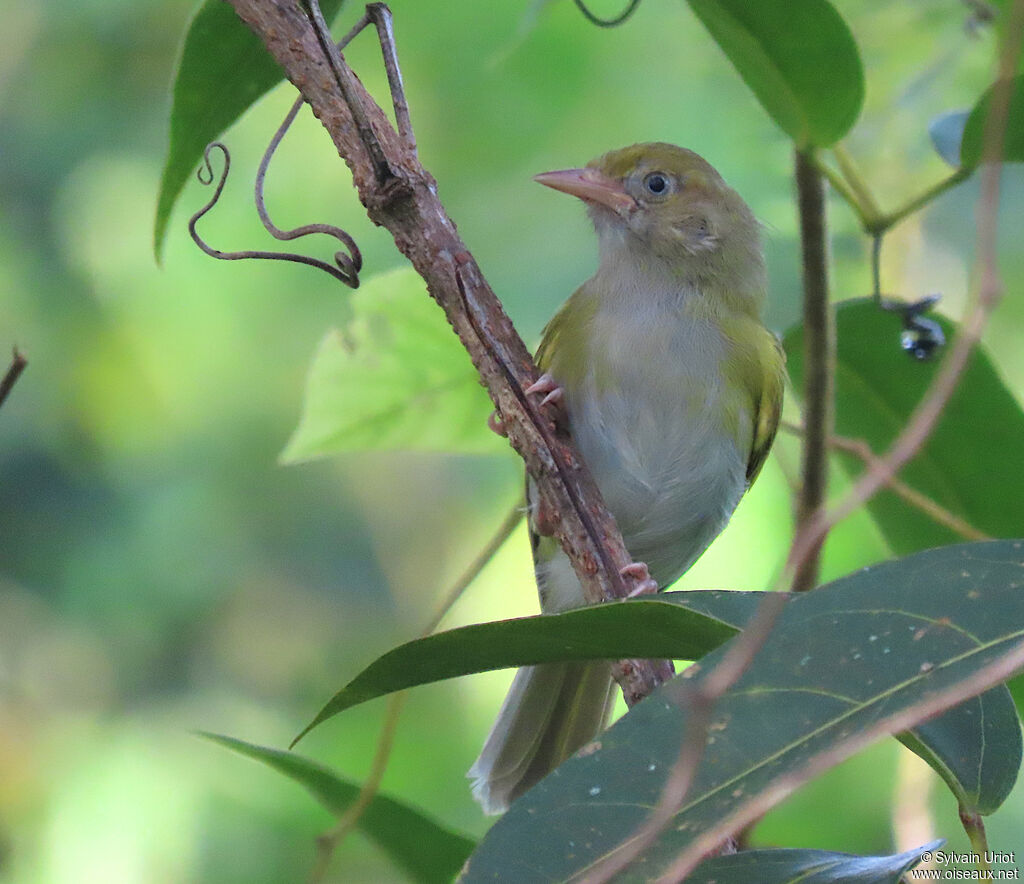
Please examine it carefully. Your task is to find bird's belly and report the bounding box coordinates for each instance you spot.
[568,371,749,588]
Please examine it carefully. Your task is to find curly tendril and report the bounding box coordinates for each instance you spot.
[572,0,643,28]
[189,141,362,288]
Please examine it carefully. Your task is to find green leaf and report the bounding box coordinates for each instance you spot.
[929,109,970,168]
[686,0,864,148]
[961,74,1024,168]
[785,300,1024,554]
[281,268,504,461]
[295,575,1016,815]
[293,590,769,744]
[200,733,475,884]
[154,0,344,261]
[688,843,942,884]
[460,542,1024,882]
[901,685,1020,814]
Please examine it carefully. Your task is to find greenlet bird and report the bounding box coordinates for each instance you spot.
[468,143,786,815]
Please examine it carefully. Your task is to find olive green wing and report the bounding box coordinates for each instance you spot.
[746,330,786,486]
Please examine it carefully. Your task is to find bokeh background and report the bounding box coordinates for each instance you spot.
[3,0,1024,881]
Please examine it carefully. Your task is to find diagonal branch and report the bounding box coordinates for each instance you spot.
[225,0,673,704]
[0,348,27,411]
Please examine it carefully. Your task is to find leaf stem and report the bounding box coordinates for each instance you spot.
[959,805,992,874]
[833,143,883,221]
[867,167,972,235]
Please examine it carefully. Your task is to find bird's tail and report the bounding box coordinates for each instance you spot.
[468,660,615,815]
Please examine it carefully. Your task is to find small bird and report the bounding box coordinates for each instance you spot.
[468,143,786,815]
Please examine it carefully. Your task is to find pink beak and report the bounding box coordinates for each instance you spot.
[533,167,637,216]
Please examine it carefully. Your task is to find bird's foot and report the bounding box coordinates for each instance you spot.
[486,373,565,437]
[525,373,566,425]
[622,561,659,597]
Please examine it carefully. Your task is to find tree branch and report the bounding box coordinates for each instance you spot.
[225,0,672,704]
[790,150,834,591]
[0,348,27,412]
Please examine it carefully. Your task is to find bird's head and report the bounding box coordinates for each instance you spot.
[534,143,761,289]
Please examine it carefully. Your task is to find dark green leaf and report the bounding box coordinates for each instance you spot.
[154,0,344,260]
[293,590,770,744]
[902,686,1020,814]
[961,74,1024,168]
[785,300,1024,554]
[929,109,970,168]
[296,572,1016,814]
[686,0,864,147]
[200,733,475,884]
[688,842,942,884]
[281,269,505,461]
[460,542,1024,882]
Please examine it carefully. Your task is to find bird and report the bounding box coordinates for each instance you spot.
[468,142,786,815]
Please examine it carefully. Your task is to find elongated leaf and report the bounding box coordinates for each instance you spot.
[293,590,771,744]
[281,268,504,460]
[686,0,863,147]
[785,301,1024,554]
[296,575,1017,814]
[961,74,1024,168]
[460,541,1024,882]
[201,733,475,883]
[688,842,942,884]
[154,0,344,260]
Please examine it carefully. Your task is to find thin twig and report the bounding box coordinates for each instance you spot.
[227,0,674,706]
[791,149,834,591]
[780,422,991,542]
[870,233,883,305]
[0,348,27,411]
[309,506,525,882]
[832,143,882,221]
[784,0,1024,587]
[365,4,416,154]
[868,167,972,235]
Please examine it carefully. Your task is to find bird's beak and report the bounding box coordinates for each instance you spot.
[533,168,637,216]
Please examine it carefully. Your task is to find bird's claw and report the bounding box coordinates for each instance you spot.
[525,373,566,423]
[621,562,659,596]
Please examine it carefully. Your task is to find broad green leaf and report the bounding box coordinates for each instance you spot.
[281,268,504,461]
[460,542,1024,882]
[929,109,970,168]
[154,0,344,260]
[785,300,1024,555]
[295,577,1017,814]
[200,733,475,884]
[293,590,770,744]
[686,0,863,147]
[688,842,942,884]
[961,74,1024,168]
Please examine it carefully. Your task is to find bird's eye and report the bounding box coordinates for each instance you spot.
[643,172,670,195]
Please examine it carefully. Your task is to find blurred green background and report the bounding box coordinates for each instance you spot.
[3,0,1024,881]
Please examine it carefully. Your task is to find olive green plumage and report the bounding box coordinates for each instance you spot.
[469,143,785,814]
